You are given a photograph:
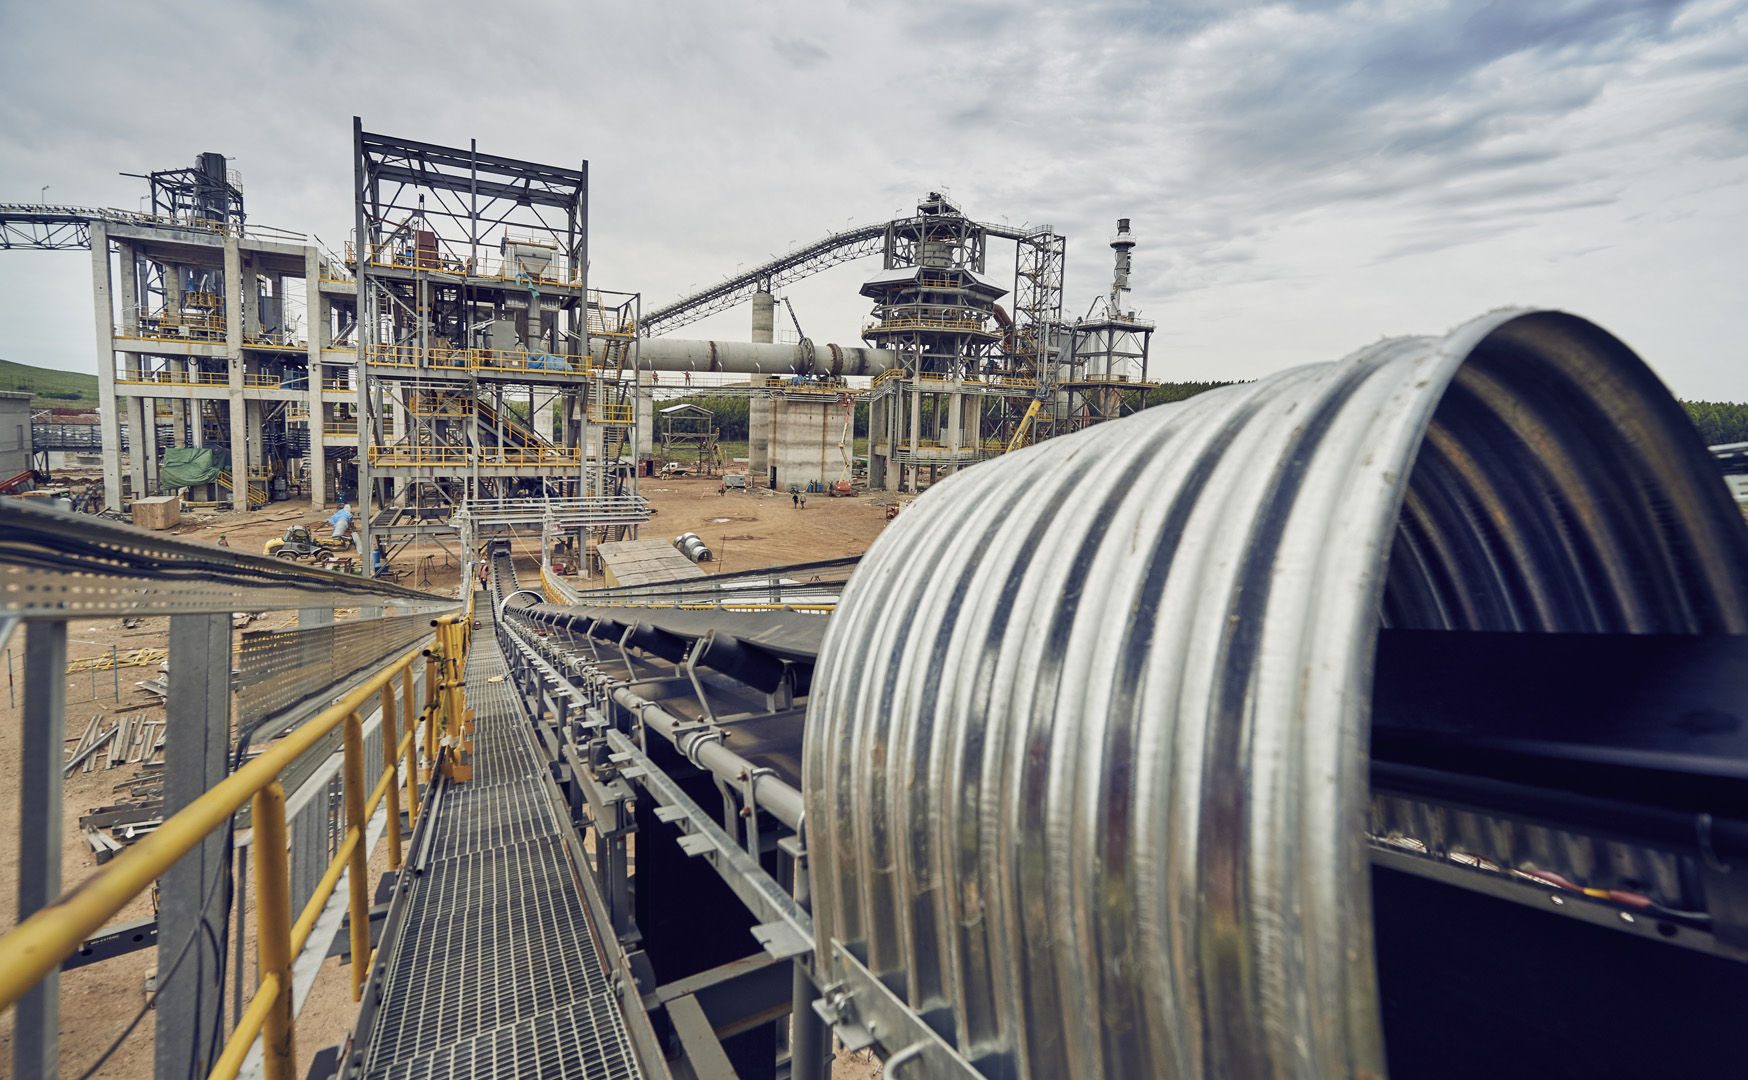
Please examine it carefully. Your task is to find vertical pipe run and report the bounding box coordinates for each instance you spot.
[253,782,298,1080]
[343,711,371,1000]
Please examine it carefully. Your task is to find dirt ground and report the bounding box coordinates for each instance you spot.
[625,475,899,570]
[0,487,897,1077]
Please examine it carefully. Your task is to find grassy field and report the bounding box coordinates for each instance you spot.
[0,358,99,407]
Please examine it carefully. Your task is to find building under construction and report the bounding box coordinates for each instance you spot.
[1,134,1155,548]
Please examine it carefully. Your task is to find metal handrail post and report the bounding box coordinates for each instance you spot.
[400,666,420,822]
[254,782,297,1080]
[380,684,403,869]
[342,711,371,1001]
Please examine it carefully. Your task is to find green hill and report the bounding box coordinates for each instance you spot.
[0,358,99,407]
[5,354,1748,444]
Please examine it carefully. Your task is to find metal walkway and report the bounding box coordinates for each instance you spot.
[361,599,640,1079]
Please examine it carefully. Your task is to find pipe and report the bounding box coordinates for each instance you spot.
[607,681,806,831]
[590,336,896,377]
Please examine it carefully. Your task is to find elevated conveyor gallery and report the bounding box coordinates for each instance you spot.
[353,599,639,1079]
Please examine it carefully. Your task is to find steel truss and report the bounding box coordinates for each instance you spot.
[353,120,602,554]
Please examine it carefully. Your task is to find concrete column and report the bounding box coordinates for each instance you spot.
[162,258,182,314]
[749,392,770,480]
[247,401,263,457]
[117,244,153,497]
[239,255,260,339]
[751,290,776,343]
[534,390,555,445]
[91,223,124,510]
[907,388,922,494]
[867,395,885,490]
[125,396,150,496]
[224,237,249,504]
[635,382,654,462]
[305,247,327,506]
[947,387,963,471]
[748,290,776,482]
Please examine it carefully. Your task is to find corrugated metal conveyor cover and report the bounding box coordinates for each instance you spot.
[802,309,1748,1079]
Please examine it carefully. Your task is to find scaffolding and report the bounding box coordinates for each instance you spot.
[351,121,647,551]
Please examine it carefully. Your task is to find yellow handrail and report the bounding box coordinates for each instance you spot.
[0,618,470,1080]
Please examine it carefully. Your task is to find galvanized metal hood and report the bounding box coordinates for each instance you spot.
[802,309,1748,1078]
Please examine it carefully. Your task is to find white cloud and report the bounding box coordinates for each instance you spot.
[1,0,1744,395]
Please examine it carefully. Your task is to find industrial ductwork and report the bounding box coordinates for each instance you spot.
[802,309,1748,1078]
[589,336,896,377]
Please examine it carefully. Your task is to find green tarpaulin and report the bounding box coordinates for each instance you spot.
[159,446,221,490]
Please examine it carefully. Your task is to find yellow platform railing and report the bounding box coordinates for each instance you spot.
[364,342,588,377]
[586,402,634,424]
[0,601,474,1080]
[368,445,583,468]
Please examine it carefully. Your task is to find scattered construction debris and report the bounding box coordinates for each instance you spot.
[64,714,165,775]
[80,768,166,864]
[65,647,167,674]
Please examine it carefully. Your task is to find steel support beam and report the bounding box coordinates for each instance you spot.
[16,621,67,1080]
[155,614,233,1079]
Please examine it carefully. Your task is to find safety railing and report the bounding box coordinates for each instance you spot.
[363,342,586,376]
[242,337,309,353]
[115,368,230,387]
[863,316,999,337]
[586,402,634,424]
[0,608,474,1080]
[355,240,580,288]
[363,343,474,372]
[368,445,584,468]
[118,329,229,347]
[1060,372,1159,387]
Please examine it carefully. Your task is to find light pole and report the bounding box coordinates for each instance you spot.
[39,185,48,203]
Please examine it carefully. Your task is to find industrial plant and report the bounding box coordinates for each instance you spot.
[0,121,1743,1080]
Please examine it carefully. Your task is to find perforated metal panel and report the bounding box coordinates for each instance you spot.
[363,603,638,1079]
[237,614,432,726]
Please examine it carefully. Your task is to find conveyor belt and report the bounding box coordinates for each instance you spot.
[361,598,639,1080]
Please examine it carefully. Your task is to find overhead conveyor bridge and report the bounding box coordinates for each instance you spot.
[5,308,1748,1079]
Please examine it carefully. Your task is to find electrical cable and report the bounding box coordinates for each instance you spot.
[72,854,230,1080]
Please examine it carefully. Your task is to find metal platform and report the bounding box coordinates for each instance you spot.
[360,602,639,1080]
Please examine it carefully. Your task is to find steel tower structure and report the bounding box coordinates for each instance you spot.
[351,121,646,557]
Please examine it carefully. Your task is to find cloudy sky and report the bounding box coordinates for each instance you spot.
[1,0,1744,396]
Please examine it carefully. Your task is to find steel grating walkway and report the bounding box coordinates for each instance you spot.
[361,598,640,1080]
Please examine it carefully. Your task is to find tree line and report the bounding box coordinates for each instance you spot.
[653,386,1748,447]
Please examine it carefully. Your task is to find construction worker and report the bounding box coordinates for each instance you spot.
[328,502,353,540]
